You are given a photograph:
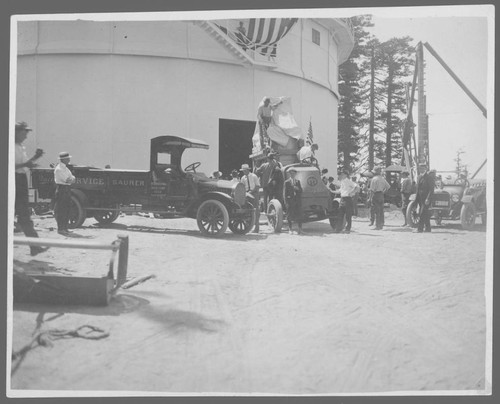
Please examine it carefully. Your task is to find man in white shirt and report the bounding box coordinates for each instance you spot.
[240,163,260,233]
[370,166,391,230]
[297,143,318,162]
[333,169,358,234]
[14,121,48,255]
[54,151,76,235]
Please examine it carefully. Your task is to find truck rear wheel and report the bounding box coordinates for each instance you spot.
[68,194,86,228]
[94,205,120,225]
[196,199,229,237]
[406,200,419,228]
[460,202,476,230]
[229,202,255,234]
[267,199,283,233]
[329,216,346,231]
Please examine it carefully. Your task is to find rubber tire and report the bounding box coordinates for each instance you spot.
[93,205,120,225]
[329,216,346,231]
[460,203,476,230]
[196,199,229,237]
[68,194,86,228]
[267,199,284,233]
[406,200,419,228]
[229,202,256,235]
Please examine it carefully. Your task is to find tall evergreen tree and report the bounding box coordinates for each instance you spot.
[338,15,373,173]
[377,37,415,171]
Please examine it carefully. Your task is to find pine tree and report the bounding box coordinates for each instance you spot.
[338,15,373,173]
[377,37,415,172]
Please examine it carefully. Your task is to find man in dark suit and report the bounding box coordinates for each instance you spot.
[415,168,436,233]
[283,168,303,234]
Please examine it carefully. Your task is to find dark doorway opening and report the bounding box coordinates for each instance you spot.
[219,119,255,177]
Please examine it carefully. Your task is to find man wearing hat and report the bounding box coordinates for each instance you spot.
[240,163,260,233]
[415,168,436,233]
[256,152,281,211]
[283,168,303,234]
[369,166,390,230]
[54,151,76,235]
[400,171,413,226]
[14,121,48,255]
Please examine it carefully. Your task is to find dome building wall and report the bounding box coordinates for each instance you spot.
[15,18,353,174]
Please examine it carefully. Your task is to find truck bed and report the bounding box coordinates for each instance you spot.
[31,167,151,198]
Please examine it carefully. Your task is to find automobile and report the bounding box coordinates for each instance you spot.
[405,173,486,230]
[265,157,343,232]
[30,136,255,237]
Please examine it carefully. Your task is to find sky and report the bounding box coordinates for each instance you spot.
[365,13,490,176]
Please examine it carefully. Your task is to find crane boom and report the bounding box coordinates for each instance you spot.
[423,42,487,118]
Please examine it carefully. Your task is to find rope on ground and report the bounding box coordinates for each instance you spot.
[12,325,109,363]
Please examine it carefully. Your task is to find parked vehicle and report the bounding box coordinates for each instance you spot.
[263,157,343,232]
[31,136,255,237]
[406,174,486,230]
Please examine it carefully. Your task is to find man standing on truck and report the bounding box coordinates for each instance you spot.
[14,121,48,256]
[54,151,76,235]
[240,163,260,233]
[257,97,282,148]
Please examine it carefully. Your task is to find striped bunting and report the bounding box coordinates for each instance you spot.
[215,18,298,57]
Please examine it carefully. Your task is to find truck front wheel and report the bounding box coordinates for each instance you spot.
[68,195,86,228]
[196,200,229,237]
[406,200,419,228]
[267,199,284,233]
[229,202,255,235]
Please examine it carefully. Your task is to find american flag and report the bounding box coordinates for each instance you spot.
[216,18,298,58]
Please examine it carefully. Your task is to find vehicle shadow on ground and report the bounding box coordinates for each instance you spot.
[438,223,487,233]
[87,223,270,242]
[280,222,382,237]
[13,293,150,318]
[138,305,227,334]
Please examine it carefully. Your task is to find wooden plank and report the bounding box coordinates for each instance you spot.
[13,237,118,251]
[13,274,114,306]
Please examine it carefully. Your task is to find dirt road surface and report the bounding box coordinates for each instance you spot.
[10,208,488,395]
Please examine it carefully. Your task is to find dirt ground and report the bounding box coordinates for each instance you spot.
[9,207,488,395]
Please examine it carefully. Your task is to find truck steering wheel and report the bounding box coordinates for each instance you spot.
[184,162,201,172]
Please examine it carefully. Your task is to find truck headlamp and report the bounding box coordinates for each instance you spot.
[451,194,460,203]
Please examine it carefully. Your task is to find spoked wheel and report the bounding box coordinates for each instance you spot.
[196,199,229,237]
[266,199,283,233]
[68,195,86,228]
[93,204,120,225]
[460,203,476,230]
[406,200,419,228]
[329,216,346,231]
[229,202,255,234]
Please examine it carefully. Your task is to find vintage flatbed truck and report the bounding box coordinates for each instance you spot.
[31,136,255,237]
